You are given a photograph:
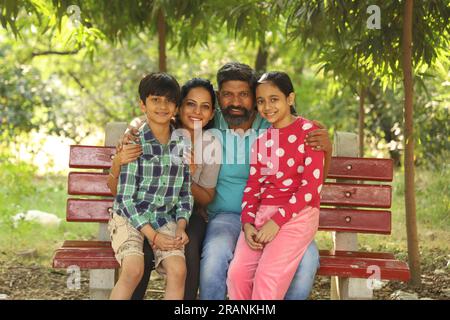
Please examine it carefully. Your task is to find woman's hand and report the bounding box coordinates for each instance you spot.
[306,120,332,153]
[243,223,263,250]
[255,220,280,244]
[116,144,142,165]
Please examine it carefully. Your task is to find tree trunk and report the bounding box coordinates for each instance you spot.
[254,44,268,75]
[157,9,167,72]
[402,0,421,286]
[358,86,366,157]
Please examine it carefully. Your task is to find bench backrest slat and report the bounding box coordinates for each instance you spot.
[69,145,393,181]
[68,172,391,208]
[67,198,391,234]
[67,145,395,235]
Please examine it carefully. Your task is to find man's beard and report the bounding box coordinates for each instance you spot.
[222,105,256,126]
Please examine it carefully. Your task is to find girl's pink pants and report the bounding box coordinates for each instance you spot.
[227,205,319,300]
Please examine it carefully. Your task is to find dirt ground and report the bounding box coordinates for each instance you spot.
[0,249,448,300]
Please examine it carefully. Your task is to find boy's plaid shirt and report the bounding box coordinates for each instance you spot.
[113,122,193,231]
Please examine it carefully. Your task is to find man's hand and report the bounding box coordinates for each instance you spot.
[243,223,263,250]
[255,219,280,244]
[306,120,332,153]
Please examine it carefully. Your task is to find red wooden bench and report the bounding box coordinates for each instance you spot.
[53,136,410,299]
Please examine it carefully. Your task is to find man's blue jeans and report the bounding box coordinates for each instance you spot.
[199,212,320,300]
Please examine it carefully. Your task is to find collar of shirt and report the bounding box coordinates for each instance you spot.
[140,121,183,156]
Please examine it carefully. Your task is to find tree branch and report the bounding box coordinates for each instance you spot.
[31,49,81,57]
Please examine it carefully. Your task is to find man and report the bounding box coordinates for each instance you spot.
[199,62,332,300]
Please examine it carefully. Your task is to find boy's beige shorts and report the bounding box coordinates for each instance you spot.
[108,213,185,275]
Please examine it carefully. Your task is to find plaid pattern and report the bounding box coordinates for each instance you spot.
[113,122,193,231]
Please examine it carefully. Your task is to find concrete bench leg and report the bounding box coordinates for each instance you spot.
[89,269,116,300]
[330,132,374,300]
[87,122,128,300]
[89,223,116,300]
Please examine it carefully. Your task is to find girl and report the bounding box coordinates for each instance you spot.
[108,78,222,299]
[227,72,324,300]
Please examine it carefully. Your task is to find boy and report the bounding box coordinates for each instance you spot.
[109,72,193,300]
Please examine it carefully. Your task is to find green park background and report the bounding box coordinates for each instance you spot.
[0,1,448,299]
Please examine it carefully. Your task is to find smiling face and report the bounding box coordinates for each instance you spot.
[218,80,256,127]
[179,86,214,131]
[255,81,295,128]
[140,95,177,126]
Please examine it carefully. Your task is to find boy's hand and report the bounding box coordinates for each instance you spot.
[243,223,263,250]
[255,220,280,244]
[175,219,189,248]
[306,120,332,153]
[152,233,178,251]
[175,228,189,248]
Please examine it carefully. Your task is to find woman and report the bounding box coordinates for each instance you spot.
[107,78,222,299]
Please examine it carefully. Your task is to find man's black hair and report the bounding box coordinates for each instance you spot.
[216,62,257,92]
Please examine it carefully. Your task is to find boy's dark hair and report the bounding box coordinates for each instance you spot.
[256,71,298,115]
[177,78,216,130]
[138,72,181,106]
[216,62,257,92]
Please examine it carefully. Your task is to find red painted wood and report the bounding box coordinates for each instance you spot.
[69,145,116,169]
[66,199,391,234]
[319,208,391,234]
[53,241,409,282]
[68,172,112,196]
[319,250,395,260]
[62,240,111,248]
[327,157,393,182]
[67,198,112,222]
[67,174,391,208]
[53,246,119,269]
[321,183,392,208]
[317,253,411,282]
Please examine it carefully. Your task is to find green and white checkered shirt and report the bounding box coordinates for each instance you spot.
[113,122,193,231]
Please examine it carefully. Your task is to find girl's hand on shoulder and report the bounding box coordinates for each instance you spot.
[255,220,280,244]
[243,223,263,250]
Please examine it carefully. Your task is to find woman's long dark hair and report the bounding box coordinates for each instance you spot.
[175,78,216,130]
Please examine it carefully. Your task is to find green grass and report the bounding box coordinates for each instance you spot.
[0,159,448,267]
[0,160,96,265]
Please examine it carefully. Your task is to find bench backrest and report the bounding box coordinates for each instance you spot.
[67,145,393,235]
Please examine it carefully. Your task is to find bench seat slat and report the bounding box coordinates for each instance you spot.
[67,199,391,234]
[68,173,391,208]
[52,241,409,281]
[318,254,411,282]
